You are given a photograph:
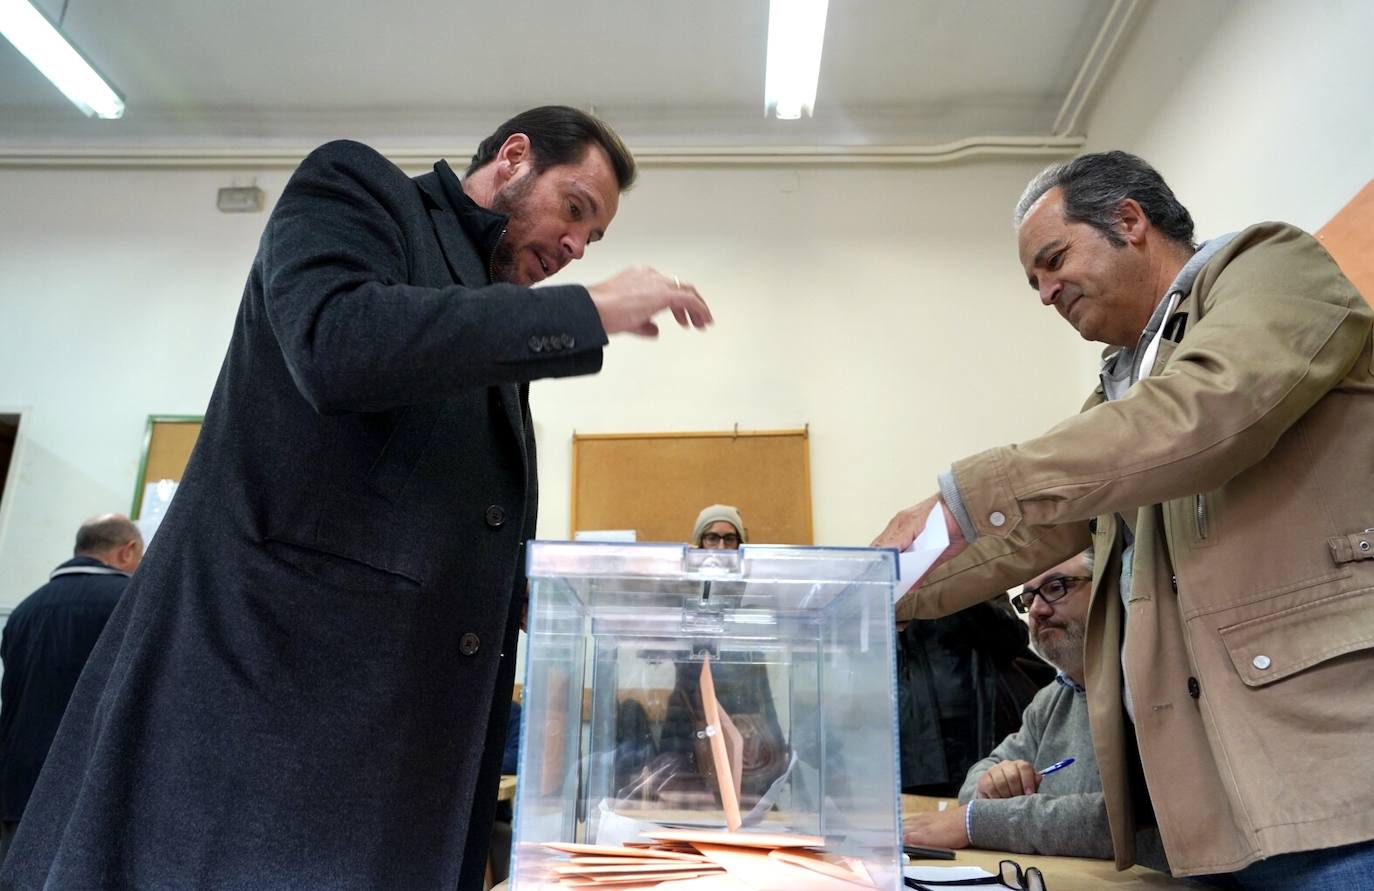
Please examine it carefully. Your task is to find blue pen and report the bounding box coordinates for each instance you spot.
[1038,757,1075,776]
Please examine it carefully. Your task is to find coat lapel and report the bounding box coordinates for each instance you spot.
[428,205,490,287]
[414,170,528,475]
[415,172,492,287]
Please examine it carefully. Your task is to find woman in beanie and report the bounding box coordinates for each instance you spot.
[691,503,746,549]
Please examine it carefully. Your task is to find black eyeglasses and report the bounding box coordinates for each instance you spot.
[699,532,740,547]
[906,859,1046,891]
[1011,576,1090,613]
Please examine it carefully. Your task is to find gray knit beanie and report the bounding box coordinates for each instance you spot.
[691,504,747,546]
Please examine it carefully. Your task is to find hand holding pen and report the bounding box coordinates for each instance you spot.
[974,757,1075,799]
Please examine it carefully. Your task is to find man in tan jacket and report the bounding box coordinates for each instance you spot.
[874,151,1374,888]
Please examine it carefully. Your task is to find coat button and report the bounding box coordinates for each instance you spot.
[989,511,1006,527]
[459,632,481,656]
[1171,575,1178,593]
[528,335,544,352]
[1187,676,1200,698]
[485,505,506,528]
[1252,654,1272,670]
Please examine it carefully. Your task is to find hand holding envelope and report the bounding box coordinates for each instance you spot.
[894,506,949,602]
[871,494,967,599]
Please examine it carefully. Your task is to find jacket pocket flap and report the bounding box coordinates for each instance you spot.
[1219,587,1374,687]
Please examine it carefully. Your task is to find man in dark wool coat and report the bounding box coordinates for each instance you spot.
[0,106,711,890]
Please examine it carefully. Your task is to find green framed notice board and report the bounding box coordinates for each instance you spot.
[131,415,203,518]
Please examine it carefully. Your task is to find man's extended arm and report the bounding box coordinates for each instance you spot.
[260,141,611,415]
[888,225,1369,615]
[951,224,1369,541]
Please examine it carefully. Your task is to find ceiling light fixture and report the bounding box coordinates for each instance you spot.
[764,0,829,120]
[0,0,123,119]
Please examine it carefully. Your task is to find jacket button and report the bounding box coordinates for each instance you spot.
[485,505,506,528]
[1171,575,1178,593]
[1187,676,1200,698]
[1252,655,1272,670]
[459,632,481,656]
[988,511,1006,527]
[528,335,544,352]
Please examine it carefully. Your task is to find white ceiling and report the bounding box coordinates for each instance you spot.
[0,0,1211,160]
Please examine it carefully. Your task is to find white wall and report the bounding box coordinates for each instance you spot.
[529,160,1095,547]
[0,167,284,606]
[1085,0,1374,235]
[0,157,1092,608]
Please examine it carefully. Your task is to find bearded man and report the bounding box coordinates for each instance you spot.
[902,550,1167,870]
[2,106,710,890]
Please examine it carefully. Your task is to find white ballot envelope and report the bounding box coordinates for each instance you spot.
[894,505,949,602]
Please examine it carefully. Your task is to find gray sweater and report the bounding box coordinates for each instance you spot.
[958,678,1168,872]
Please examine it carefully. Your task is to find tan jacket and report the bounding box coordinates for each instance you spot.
[898,223,1374,877]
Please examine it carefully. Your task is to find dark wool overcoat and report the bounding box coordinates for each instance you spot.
[0,557,128,823]
[2,140,607,890]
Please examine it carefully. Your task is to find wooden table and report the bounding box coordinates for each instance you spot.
[492,794,1191,890]
[494,849,1184,890]
[902,795,1187,889]
[909,847,1184,889]
[494,846,1186,891]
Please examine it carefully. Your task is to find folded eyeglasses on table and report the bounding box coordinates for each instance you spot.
[906,859,1047,891]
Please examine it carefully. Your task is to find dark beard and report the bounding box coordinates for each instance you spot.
[486,173,536,284]
[488,240,518,283]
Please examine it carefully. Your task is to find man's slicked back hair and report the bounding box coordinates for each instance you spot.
[1014,150,1196,251]
[466,105,637,190]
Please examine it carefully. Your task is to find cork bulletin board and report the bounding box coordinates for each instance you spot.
[570,428,813,545]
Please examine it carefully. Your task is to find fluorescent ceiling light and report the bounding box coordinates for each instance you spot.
[0,0,124,119]
[764,0,828,120]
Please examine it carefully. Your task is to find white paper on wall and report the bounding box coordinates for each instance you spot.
[137,478,178,545]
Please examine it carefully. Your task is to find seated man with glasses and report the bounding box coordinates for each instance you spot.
[903,550,1167,872]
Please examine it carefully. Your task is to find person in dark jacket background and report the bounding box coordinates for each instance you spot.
[0,514,142,860]
[896,594,1051,798]
[1,107,711,891]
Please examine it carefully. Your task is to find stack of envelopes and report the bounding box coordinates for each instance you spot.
[530,656,883,889]
[539,830,880,890]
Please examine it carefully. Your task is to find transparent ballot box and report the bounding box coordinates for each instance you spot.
[513,541,902,890]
